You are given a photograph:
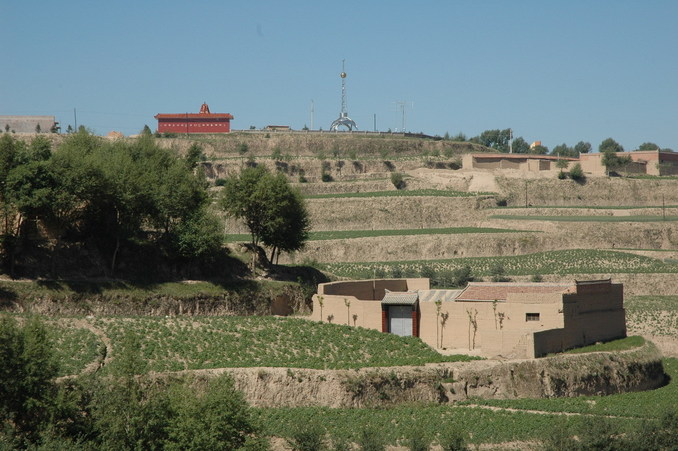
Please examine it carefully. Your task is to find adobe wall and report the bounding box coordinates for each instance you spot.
[312,278,428,326]
[317,278,426,300]
[418,295,564,358]
[311,295,383,328]
[537,283,627,354]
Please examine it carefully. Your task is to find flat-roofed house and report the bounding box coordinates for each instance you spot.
[312,278,626,359]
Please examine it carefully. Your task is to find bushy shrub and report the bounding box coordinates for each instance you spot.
[406,425,430,451]
[358,426,385,451]
[569,163,585,181]
[420,265,437,282]
[438,426,469,451]
[321,172,333,182]
[391,172,406,190]
[286,419,326,451]
[451,265,473,287]
[490,263,509,282]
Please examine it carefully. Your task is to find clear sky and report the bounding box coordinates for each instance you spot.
[2,0,677,151]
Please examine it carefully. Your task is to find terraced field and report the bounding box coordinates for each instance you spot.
[318,249,678,280]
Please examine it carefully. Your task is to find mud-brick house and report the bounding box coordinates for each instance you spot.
[312,278,626,359]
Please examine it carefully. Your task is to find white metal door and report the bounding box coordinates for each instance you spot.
[389,305,412,336]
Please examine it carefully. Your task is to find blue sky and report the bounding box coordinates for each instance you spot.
[2,0,677,151]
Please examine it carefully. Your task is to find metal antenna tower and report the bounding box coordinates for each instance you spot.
[394,100,413,132]
[330,60,358,131]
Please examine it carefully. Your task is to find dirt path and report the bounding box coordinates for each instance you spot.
[70,318,112,376]
[468,172,500,192]
[459,403,639,420]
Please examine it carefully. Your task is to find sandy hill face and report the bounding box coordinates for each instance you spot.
[194,133,678,296]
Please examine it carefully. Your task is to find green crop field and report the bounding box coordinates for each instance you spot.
[320,249,678,280]
[225,227,528,243]
[255,357,678,447]
[47,321,101,377]
[305,189,493,199]
[563,335,645,354]
[491,214,678,222]
[625,295,678,338]
[83,316,476,373]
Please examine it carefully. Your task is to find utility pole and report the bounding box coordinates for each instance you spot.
[509,128,513,154]
[310,100,315,130]
[73,108,77,131]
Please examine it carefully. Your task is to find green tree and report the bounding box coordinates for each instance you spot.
[0,134,29,276]
[29,135,52,161]
[574,141,592,154]
[0,316,59,443]
[262,181,310,264]
[89,331,170,450]
[556,158,569,178]
[552,143,579,158]
[185,142,205,170]
[528,144,549,155]
[470,129,512,152]
[222,166,310,265]
[637,142,660,151]
[141,124,152,135]
[450,132,466,142]
[165,375,267,451]
[599,137,624,153]
[601,150,632,176]
[569,163,585,181]
[511,137,530,154]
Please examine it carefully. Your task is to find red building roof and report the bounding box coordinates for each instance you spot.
[154,103,233,120]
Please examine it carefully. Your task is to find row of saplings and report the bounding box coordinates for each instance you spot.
[2,316,677,450]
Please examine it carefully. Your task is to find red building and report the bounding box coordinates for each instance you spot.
[154,103,233,134]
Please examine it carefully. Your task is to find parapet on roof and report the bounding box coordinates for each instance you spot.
[455,282,573,302]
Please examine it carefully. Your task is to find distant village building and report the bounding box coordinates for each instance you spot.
[463,150,678,176]
[0,115,58,134]
[462,153,577,172]
[264,125,291,131]
[579,150,678,176]
[154,103,233,134]
[313,278,626,359]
